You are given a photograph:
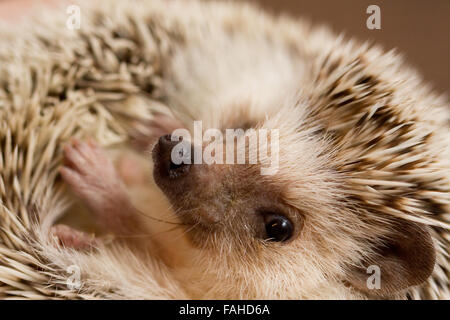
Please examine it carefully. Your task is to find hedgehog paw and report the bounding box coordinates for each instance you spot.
[50,224,98,250]
[60,138,129,217]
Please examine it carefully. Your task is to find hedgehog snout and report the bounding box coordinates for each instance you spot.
[153,134,192,180]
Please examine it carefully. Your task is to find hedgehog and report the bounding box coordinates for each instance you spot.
[0,0,448,299]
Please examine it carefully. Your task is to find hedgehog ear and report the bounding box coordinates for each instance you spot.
[346,220,436,297]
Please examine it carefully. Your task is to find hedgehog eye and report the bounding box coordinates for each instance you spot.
[263,213,293,242]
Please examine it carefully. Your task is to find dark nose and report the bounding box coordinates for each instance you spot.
[154,134,191,179]
[158,134,179,154]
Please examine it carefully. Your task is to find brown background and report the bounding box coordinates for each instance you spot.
[0,0,449,94]
[250,0,450,95]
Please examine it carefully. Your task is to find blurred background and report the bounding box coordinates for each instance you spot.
[251,0,450,94]
[0,0,449,94]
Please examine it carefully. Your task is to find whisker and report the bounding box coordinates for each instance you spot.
[113,224,183,240]
[134,207,186,226]
[170,221,200,242]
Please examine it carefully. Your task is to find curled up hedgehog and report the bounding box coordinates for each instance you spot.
[0,0,449,299]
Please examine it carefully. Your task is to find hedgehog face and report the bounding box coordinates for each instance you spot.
[152,104,437,297]
[150,108,338,252]
[151,118,361,298]
[152,132,305,247]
